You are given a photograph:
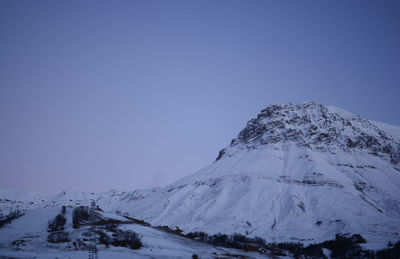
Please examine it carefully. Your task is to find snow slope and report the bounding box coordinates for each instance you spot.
[1,102,400,251]
[0,207,262,258]
[104,102,400,249]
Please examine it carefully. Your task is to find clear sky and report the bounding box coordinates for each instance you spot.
[1,1,399,194]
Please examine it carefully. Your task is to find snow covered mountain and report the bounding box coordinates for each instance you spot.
[104,102,400,249]
[2,102,400,250]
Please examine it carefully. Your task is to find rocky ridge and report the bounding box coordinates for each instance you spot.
[218,102,400,167]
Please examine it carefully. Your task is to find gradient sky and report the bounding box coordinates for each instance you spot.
[1,1,399,194]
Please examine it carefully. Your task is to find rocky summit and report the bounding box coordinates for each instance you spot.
[219,102,400,166]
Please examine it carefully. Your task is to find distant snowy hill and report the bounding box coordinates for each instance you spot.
[1,102,400,251]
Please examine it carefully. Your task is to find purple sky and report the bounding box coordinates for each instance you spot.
[1,1,399,194]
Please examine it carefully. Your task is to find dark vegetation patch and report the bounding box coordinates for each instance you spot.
[48,206,67,232]
[122,216,151,226]
[72,206,143,250]
[47,231,70,243]
[97,229,142,250]
[216,254,247,259]
[73,207,148,228]
[265,234,370,258]
[186,232,400,258]
[91,218,127,227]
[0,210,24,228]
[187,232,264,252]
[376,241,400,259]
[72,206,90,229]
[11,239,26,249]
[47,206,69,243]
[156,225,188,238]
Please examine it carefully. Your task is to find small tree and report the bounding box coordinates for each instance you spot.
[72,206,89,229]
[112,230,142,250]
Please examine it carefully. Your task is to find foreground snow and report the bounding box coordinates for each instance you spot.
[0,207,263,258]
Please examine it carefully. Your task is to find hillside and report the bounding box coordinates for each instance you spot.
[104,102,400,250]
[1,102,400,253]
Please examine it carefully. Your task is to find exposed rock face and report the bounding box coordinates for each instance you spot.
[218,102,400,166]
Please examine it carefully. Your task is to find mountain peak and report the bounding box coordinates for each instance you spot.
[217,102,400,166]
